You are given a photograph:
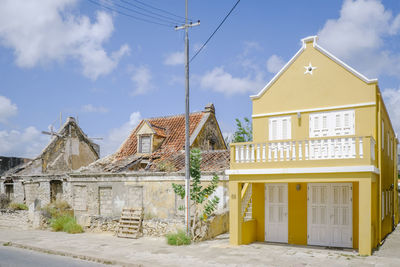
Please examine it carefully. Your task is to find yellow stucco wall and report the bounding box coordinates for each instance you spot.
[252,41,376,116]
[288,182,307,245]
[252,183,265,241]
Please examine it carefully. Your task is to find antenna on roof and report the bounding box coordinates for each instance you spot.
[41,124,62,137]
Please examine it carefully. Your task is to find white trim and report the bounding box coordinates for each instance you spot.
[225,165,379,175]
[250,42,306,99]
[252,102,375,118]
[250,36,377,100]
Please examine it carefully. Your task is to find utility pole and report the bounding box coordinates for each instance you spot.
[175,0,200,236]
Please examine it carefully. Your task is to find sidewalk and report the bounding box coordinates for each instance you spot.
[1,227,400,266]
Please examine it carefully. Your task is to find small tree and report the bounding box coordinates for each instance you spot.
[233,117,252,142]
[172,148,220,238]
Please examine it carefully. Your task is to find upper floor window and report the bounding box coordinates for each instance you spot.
[309,109,355,138]
[139,135,151,153]
[269,116,291,141]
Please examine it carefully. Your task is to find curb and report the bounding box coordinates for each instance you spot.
[1,240,142,267]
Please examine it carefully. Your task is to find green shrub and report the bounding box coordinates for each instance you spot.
[50,215,83,234]
[9,202,28,210]
[166,230,191,246]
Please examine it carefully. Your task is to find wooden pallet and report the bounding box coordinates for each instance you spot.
[117,208,143,239]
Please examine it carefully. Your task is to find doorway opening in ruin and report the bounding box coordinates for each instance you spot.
[50,180,63,202]
[4,180,13,201]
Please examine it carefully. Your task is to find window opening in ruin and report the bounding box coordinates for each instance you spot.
[50,180,63,202]
[4,180,14,201]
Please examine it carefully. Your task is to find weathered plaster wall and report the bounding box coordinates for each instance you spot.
[192,115,226,151]
[24,180,51,206]
[70,172,229,222]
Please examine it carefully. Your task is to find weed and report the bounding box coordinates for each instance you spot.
[166,230,191,246]
[50,215,83,234]
[8,202,28,210]
[3,242,11,246]
[42,200,73,219]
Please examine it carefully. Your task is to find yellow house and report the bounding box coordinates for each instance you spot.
[227,36,398,256]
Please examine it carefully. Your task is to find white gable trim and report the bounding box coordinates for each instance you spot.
[226,165,380,175]
[252,102,375,118]
[250,36,378,100]
[250,41,306,100]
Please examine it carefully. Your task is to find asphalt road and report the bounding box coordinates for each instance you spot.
[0,246,107,267]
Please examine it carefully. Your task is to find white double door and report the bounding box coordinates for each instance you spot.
[307,183,353,248]
[265,183,288,243]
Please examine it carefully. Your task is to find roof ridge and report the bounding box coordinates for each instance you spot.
[144,111,204,121]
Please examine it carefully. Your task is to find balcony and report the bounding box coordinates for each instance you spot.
[230,136,376,170]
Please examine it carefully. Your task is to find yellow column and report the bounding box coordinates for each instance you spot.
[229,181,242,245]
[359,179,372,256]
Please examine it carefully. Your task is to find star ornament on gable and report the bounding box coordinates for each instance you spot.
[304,62,317,75]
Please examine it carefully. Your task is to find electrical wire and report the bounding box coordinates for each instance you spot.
[119,0,186,24]
[112,0,180,25]
[88,0,173,27]
[131,0,191,22]
[190,0,240,63]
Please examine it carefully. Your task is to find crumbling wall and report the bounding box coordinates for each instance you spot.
[13,180,24,203]
[192,115,226,151]
[24,180,50,206]
[71,172,229,222]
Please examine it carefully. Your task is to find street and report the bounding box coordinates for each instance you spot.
[0,245,106,267]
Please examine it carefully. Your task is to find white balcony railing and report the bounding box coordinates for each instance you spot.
[232,136,375,164]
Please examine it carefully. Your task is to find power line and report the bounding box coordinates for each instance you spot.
[112,0,180,25]
[131,0,191,22]
[88,0,172,27]
[119,0,186,24]
[190,0,240,63]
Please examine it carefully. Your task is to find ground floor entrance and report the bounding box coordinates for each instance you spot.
[265,183,288,243]
[262,182,353,248]
[307,183,353,248]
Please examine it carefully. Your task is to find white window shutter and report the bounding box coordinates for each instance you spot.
[272,120,277,140]
[282,119,287,139]
[382,191,384,220]
[382,121,384,150]
[269,116,291,141]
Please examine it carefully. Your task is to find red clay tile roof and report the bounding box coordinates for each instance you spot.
[149,150,230,172]
[116,112,205,160]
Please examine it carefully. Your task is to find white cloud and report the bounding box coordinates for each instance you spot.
[318,0,400,78]
[0,0,129,80]
[198,67,265,96]
[99,111,142,157]
[164,51,184,66]
[0,126,49,158]
[81,104,109,113]
[0,95,17,123]
[130,66,155,96]
[266,54,285,74]
[382,88,400,135]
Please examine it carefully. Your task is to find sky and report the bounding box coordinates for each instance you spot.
[1,0,400,158]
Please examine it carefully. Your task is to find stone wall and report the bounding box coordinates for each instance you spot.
[70,172,229,220]
[0,210,30,230]
[83,215,185,237]
[24,180,51,206]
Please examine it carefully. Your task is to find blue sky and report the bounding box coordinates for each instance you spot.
[1,0,400,158]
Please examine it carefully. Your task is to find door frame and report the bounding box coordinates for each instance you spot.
[265,183,288,243]
[307,182,353,248]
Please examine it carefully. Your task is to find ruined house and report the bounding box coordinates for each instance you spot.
[71,104,230,223]
[0,117,100,205]
[0,156,31,201]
